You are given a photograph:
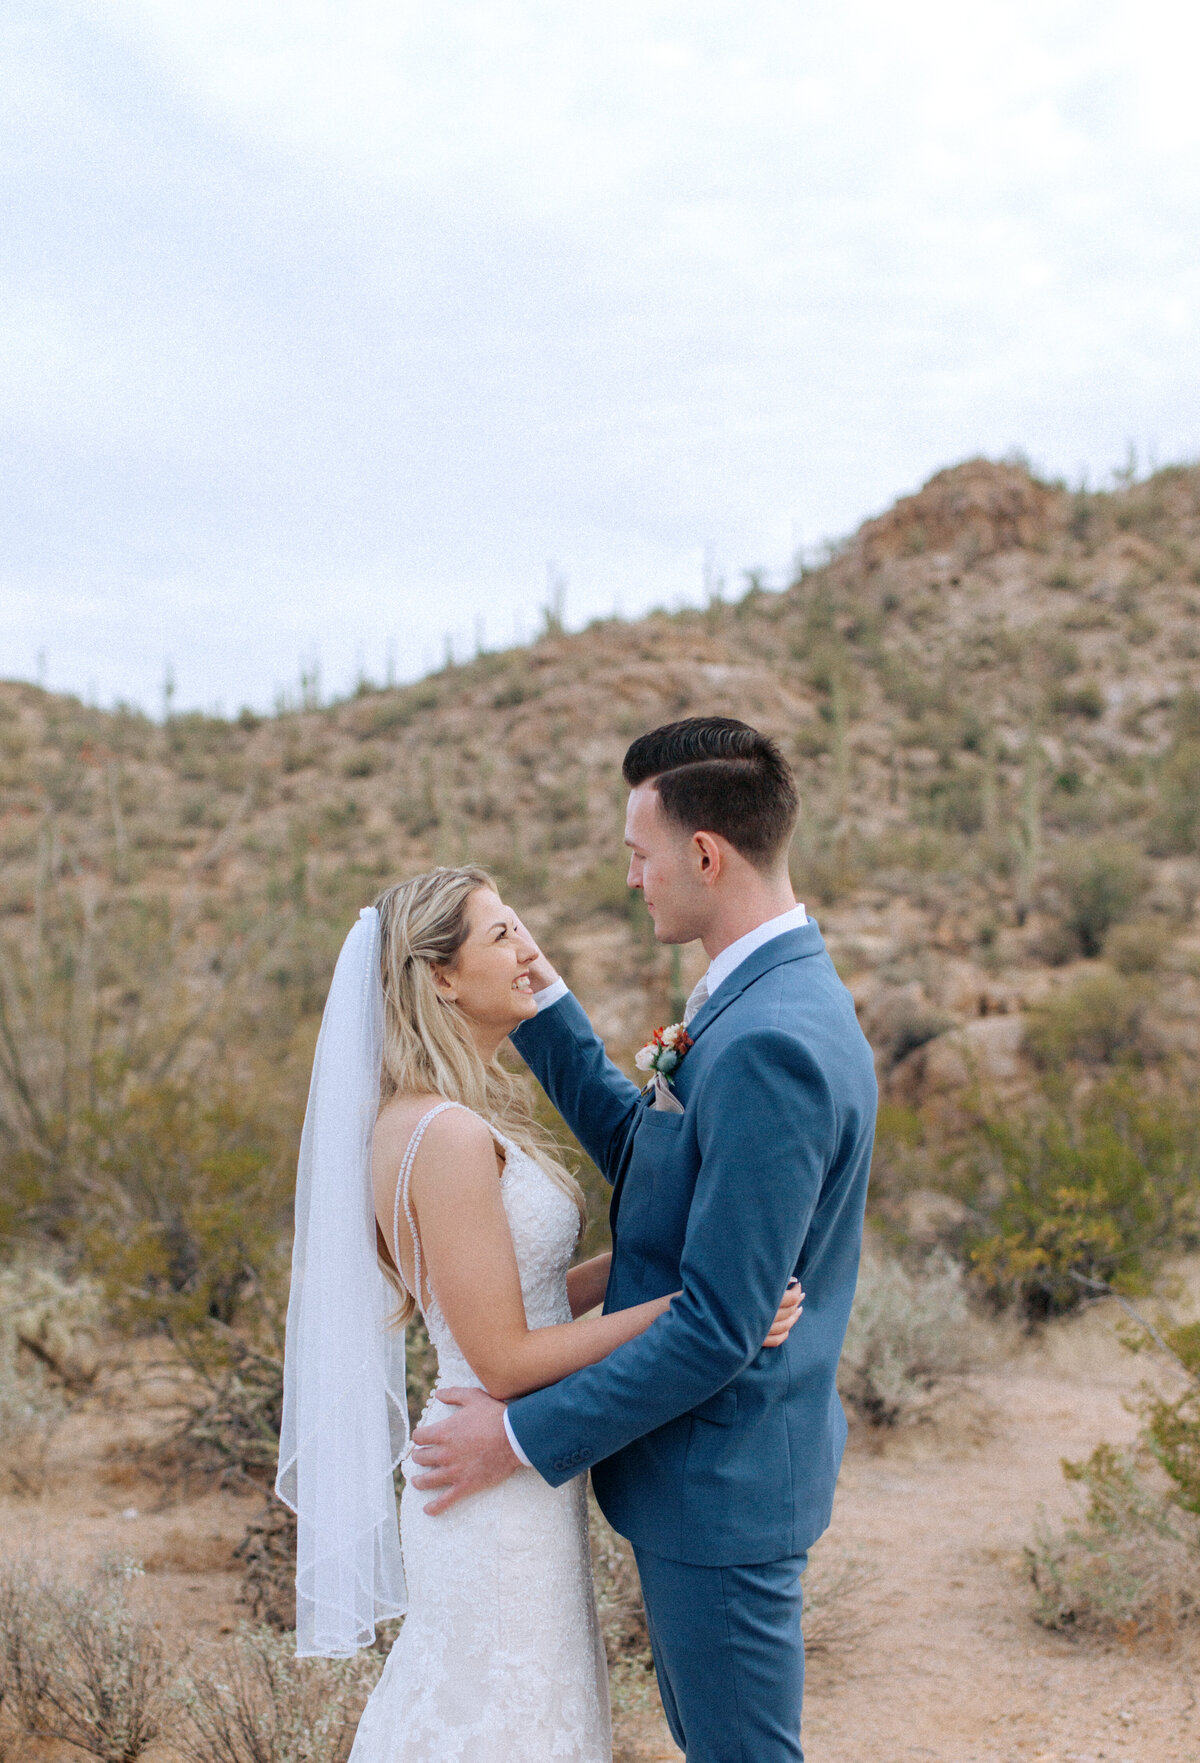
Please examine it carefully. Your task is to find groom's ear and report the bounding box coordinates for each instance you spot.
[692,830,724,884]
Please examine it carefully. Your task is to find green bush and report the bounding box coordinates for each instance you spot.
[1151,739,1200,854]
[1049,679,1105,720]
[1052,840,1142,957]
[1024,971,1146,1067]
[1141,1321,1200,1516]
[1027,1321,1200,1636]
[967,1076,1200,1317]
[1027,1443,1200,1637]
[79,1081,293,1335]
[1105,919,1171,975]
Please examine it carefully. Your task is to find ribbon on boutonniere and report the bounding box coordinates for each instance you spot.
[634,1022,692,1114]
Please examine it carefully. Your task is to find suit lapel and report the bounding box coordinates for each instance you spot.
[608,1088,653,1236]
[609,922,826,1246]
[684,920,826,1044]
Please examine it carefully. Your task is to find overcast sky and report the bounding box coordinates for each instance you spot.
[3,1,1199,714]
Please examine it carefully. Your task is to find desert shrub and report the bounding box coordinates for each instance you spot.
[0,1561,56,1736]
[159,1331,285,1489]
[802,1549,880,1659]
[1024,970,1147,1067]
[562,857,637,923]
[1027,1443,1200,1637]
[0,1354,61,1496]
[0,1261,101,1492]
[1049,680,1105,720]
[0,1557,169,1763]
[80,1080,293,1335]
[175,1626,379,1763]
[1028,1319,1200,1636]
[0,870,299,1289]
[967,1076,1200,1317]
[859,984,955,1070]
[1105,919,1171,975]
[1151,739,1200,854]
[1052,840,1142,958]
[921,769,984,834]
[837,1247,987,1426]
[1140,1320,1200,1516]
[234,1504,297,1631]
[0,1261,102,1387]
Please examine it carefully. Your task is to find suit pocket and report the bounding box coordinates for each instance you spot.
[691,1386,738,1426]
[636,1107,686,1134]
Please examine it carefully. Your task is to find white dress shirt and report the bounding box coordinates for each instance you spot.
[505,900,808,1468]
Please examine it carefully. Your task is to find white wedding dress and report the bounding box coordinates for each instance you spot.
[348,1103,612,1763]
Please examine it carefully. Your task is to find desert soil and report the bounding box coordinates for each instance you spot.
[3,1308,1197,1763]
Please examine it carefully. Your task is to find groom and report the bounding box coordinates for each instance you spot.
[411,716,876,1761]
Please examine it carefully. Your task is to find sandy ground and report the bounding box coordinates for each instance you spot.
[3,1307,1198,1763]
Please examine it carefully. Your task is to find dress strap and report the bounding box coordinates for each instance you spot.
[391,1101,480,1313]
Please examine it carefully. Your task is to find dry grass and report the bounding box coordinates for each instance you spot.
[803,1551,881,1662]
[838,1247,990,1428]
[0,1556,169,1763]
[175,1626,380,1763]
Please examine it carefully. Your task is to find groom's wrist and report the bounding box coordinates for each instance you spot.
[532,976,570,1013]
[502,1406,534,1467]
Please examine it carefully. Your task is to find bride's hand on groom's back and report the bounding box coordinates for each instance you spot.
[762,1279,803,1349]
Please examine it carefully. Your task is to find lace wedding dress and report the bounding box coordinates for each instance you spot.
[348,1103,612,1763]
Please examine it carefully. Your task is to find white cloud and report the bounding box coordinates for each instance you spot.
[2,0,1198,709]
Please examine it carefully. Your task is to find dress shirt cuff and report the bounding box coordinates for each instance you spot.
[503,1407,534,1467]
[532,976,570,1013]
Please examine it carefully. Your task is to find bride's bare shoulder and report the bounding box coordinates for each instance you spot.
[373,1093,490,1162]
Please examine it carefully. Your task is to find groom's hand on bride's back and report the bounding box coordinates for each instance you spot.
[410,1387,520,1514]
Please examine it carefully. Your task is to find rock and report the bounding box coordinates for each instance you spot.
[854,459,1066,570]
[904,1188,972,1248]
[920,1015,1027,1092]
[856,982,957,1070]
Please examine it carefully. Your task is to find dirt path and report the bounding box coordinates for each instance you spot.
[802,1359,1197,1763]
[3,1312,1197,1763]
[624,1311,1200,1761]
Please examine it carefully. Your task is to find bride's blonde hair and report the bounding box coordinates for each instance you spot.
[373,865,586,1322]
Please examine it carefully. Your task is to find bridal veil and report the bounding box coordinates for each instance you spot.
[275,906,409,1656]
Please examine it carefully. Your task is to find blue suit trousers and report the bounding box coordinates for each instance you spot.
[632,1546,808,1762]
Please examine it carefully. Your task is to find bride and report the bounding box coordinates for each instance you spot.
[276,865,801,1762]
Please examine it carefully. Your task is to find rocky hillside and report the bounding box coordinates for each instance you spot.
[2,458,1199,1131]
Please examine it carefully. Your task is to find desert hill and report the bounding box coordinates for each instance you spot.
[4,456,1200,1762]
[2,456,1198,1127]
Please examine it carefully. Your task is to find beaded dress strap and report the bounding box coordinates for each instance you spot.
[392,1102,503,1312]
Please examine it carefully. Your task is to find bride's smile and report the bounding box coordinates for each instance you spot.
[430,885,541,1053]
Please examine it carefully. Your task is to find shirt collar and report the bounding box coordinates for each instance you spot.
[705,902,808,1001]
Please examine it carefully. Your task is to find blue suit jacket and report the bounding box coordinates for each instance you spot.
[507,921,876,1567]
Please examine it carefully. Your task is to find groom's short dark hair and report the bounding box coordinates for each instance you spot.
[623,717,798,869]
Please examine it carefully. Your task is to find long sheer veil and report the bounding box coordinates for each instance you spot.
[275,906,409,1656]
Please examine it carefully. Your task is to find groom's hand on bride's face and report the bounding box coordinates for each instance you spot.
[511,915,559,992]
[409,1387,520,1514]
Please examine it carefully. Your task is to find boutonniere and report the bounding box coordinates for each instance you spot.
[635,1022,693,1080]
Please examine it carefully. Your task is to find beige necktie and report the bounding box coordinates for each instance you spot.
[683,975,709,1026]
